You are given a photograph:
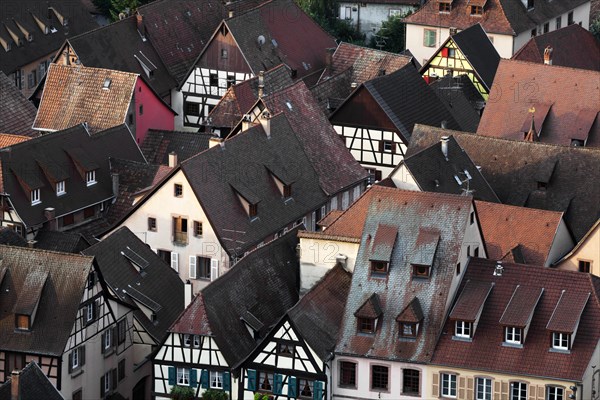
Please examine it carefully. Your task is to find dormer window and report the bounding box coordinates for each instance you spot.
[283,184,292,198]
[450,280,494,341]
[397,298,423,339]
[537,181,547,191]
[547,290,589,353]
[31,188,41,205]
[232,183,260,219]
[369,224,397,277]
[412,264,430,278]
[455,321,472,338]
[86,170,96,186]
[249,203,258,218]
[16,314,30,330]
[552,332,570,350]
[470,5,483,15]
[56,180,66,196]
[358,317,375,334]
[371,261,388,275]
[439,2,451,12]
[355,293,382,334]
[504,326,523,345]
[500,285,543,347]
[410,228,440,279]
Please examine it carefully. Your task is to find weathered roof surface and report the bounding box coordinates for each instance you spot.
[0,361,64,400]
[322,186,380,240]
[432,258,600,381]
[449,279,494,322]
[0,72,38,137]
[512,24,600,71]
[34,230,89,254]
[370,224,398,262]
[259,80,368,195]
[430,74,483,133]
[0,124,145,228]
[34,64,138,134]
[0,245,93,356]
[140,130,212,165]
[499,285,544,327]
[405,0,588,35]
[0,227,28,247]
[354,293,383,319]
[336,186,472,361]
[397,297,424,323]
[171,228,299,367]
[475,200,564,265]
[309,68,353,115]
[0,0,97,75]
[546,290,590,333]
[288,263,352,360]
[400,135,500,202]
[477,59,600,147]
[83,227,184,343]
[13,268,49,316]
[407,125,600,242]
[64,15,177,97]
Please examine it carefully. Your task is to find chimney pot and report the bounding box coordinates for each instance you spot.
[111,173,119,197]
[228,10,234,18]
[168,152,178,168]
[258,71,265,98]
[493,261,504,276]
[543,46,553,65]
[11,370,20,400]
[440,136,449,159]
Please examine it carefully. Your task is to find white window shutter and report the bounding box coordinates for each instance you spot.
[210,259,219,281]
[171,252,179,272]
[189,256,197,279]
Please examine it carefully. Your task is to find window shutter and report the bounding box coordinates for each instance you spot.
[458,376,466,399]
[223,371,231,392]
[168,367,176,385]
[313,380,323,400]
[288,376,297,398]
[189,256,197,279]
[101,375,106,397]
[493,381,501,399]
[273,374,283,395]
[68,352,73,373]
[101,332,106,354]
[247,369,257,391]
[112,368,118,390]
[80,346,86,366]
[190,369,198,387]
[200,369,209,389]
[432,373,439,397]
[171,252,179,272]
[210,259,219,281]
[112,327,117,349]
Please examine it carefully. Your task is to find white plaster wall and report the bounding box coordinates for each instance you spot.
[299,237,359,292]
[545,219,575,267]
[557,225,600,276]
[172,88,197,132]
[390,164,421,191]
[338,3,416,41]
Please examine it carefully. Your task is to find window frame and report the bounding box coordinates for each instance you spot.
[510,381,528,400]
[475,377,492,400]
[71,347,80,370]
[177,367,190,386]
[438,2,451,12]
[412,263,431,278]
[370,364,389,392]
[104,328,112,350]
[31,188,41,205]
[402,368,420,396]
[423,28,437,47]
[56,180,66,196]
[455,320,472,339]
[193,220,203,237]
[117,319,127,345]
[440,373,457,398]
[505,326,523,345]
[546,385,564,400]
[470,5,483,15]
[578,260,591,273]
[552,332,571,351]
[174,183,183,197]
[210,370,224,389]
[148,217,157,232]
[15,314,30,330]
[338,360,357,388]
[298,378,314,398]
[85,170,96,186]
[358,317,375,334]
[258,371,274,392]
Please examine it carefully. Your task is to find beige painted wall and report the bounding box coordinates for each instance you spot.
[556,223,599,276]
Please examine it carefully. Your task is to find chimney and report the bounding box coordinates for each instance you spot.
[44,207,57,231]
[336,254,348,270]
[441,120,448,129]
[11,370,20,400]
[228,10,234,18]
[27,240,37,249]
[493,261,504,276]
[259,110,271,138]
[209,137,223,148]
[184,280,193,307]
[111,173,119,197]
[440,136,449,160]
[543,45,553,65]
[136,13,145,36]
[257,71,265,98]
[325,47,335,69]
[168,152,178,168]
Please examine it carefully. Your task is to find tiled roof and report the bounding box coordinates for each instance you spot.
[396,298,424,323]
[0,227,28,247]
[369,224,398,262]
[0,245,93,356]
[354,293,383,319]
[83,227,184,343]
[288,263,352,360]
[512,24,600,71]
[323,186,380,239]
[13,268,49,316]
[0,0,97,75]
[499,285,544,327]
[140,130,212,165]
[33,230,89,254]
[477,59,600,147]
[0,361,64,400]
[474,200,564,265]
[407,125,600,242]
[430,74,483,133]
[399,135,500,202]
[170,228,299,367]
[34,64,137,134]
[546,290,590,333]
[309,68,353,115]
[0,133,30,147]
[316,210,344,229]
[0,72,38,137]
[432,258,600,381]
[449,279,494,322]
[336,186,472,361]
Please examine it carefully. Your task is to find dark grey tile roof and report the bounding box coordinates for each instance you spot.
[498,0,590,35]
[0,72,39,137]
[0,361,64,400]
[83,227,184,344]
[140,130,212,165]
[0,245,93,356]
[310,69,353,115]
[0,227,28,247]
[408,125,600,242]
[34,230,89,253]
[430,74,483,133]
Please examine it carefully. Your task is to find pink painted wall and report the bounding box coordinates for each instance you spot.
[133,78,175,144]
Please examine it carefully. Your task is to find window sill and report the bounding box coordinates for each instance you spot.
[71,369,84,379]
[401,392,420,397]
[452,336,472,342]
[86,182,97,187]
[502,342,523,349]
[549,348,570,354]
[31,201,41,206]
[172,241,188,247]
[338,385,357,389]
[370,388,389,393]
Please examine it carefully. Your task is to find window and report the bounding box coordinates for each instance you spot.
[148,217,157,231]
[139,104,144,115]
[510,382,527,400]
[177,368,190,385]
[16,314,30,330]
[299,379,314,398]
[27,71,37,89]
[476,378,492,400]
[210,73,218,87]
[210,371,223,389]
[399,322,417,338]
[56,180,66,196]
[183,334,192,347]
[531,28,537,37]
[543,22,549,33]
[103,328,112,351]
[118,359,126,381]
[227,74,235,88]
[195,256,211,280]
[358,318,375,334]
[371,365,388,391]
[173,216,188,245]
[129,113,134,125]
[86,170,96,186]
[380,140,395,153]
[73,389,82,400]
[31,188,41,205]
[117,319,127,344]
[568,11,574,25]
[184,101,200,116]
[412,264,430,278]
[471,5,483,15]
[86,302,96,323]
[402,369,420,395]
[505,327,523,345]
[470,211,475,224]
[547,386,564,400]
[441,373,457,398]
[103,371,112,394]
[424,29,437,47]
[389,9,402,17]
[439,2,451,12]
[456,262,461,275]
[84,205,96,219]
[193,220,203,237]
[259,371,274,391]
[249,203,258,218]
[455,321,471,338]
[556,16,562,29]
[537,181,547,190]
[339,361,356,387]
[174,183,183,197]
[283,184,292,198]
[69,346,85,373]
[221,49,228,58]
[193,335,200,348]
[157,250,171,265]
[578,260,591,273]
[345,6,351,19]
[526,0,534,9]
[552,332,570,350]
[277,343,294,357]
[371,261,388,275]
[474,247,479,257]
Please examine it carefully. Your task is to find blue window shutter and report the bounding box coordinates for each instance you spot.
[273,374,283,395]
[200,369,209,389]
[190,369,198,387]
[247,369,257,391]
[168,367,176,385]
[288,376,297,398]
[223,371,231,392]
[313,381,323,400]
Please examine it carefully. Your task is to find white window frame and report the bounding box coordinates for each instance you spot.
[505,326,523,344]
[424,29,437,47]
[193,335,200,348]
[31,188,41,205]
[210,371,223,389]
[104,328,112,350]
[441,373,457,398]
[455,321,471,338]
[189,256,197,279]
[56,180,66,196]
[552,332,570,350]
[476,377,492,400]
[342,191,349,210]
[104,371,111,393]
[183,334,191,347]
[171,252,179,272]
[510,382,527,400]
[177,367,190,386]
[546,386,564,400]
[71,348,79,369]
[86,303,95,322]
[210,259,219,281]
[86,170,96,186]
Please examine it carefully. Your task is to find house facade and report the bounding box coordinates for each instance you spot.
[555,220,600,276]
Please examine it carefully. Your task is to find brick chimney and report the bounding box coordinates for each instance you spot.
[325,47,335,69]
[136,13,146,38]
[543,46,553,65]
[11,370,20,400]
[44,207,57,231]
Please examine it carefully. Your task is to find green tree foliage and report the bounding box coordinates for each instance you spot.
[202,389,229,400]
[591,17,600,41]
[370,11,412,53]
[92,0,152,21]
[296,0,364,43]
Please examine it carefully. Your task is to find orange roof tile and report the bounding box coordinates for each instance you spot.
[0,133,29,148]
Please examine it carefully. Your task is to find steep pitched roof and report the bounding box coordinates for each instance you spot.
[336,186,473,361]
[0,72,38,137]
[432,258,600,382]
[83,227,184,343]
[34,65,138,134]
[0,227,28,247]
[34,230,89,253]
[430,74,484,133]
[512,24,600,71]
[477,59,600,147]
[140,130,212,165]
[0,133,30,147]
[0,361,64,400]
[0,245,93,356]
[407,125,600,242]
[310,68,353,114]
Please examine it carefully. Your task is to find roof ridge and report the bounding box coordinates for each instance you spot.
[338,41,412,60]
[474,199,563,217]
[51,62,139,79]
[68,14,137,41]
[0,243,94,260]
[502,58,600,75]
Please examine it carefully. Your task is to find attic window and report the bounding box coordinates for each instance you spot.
[412,264,430,277]
[103,78,112,90]
[86,170,97,186]
[470,5,483,15]
[455,321,472,339]
[552,332,570,351]
[16,314,30,330]
[504,326,523,345]
[358,317,375,334]
[31,188,41,205]
[439,2,451,12]
[221,49,228,59]
[571,139,584,147]
[249,203,258,218]
[396,298,423,338]
[537,181,547,191]
[371,261,388,275]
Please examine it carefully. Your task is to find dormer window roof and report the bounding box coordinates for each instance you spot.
[231,182,260,218]
[266,165,294,199]
[369,224,397,276]
[449,280,494,340]
[396,298,424,338]
[121,246,149,275]
[546,290,589,351]
[520,103,552,137]
[13,268,49,331]
[355,293,383,334]
[499,285,544,346]
[410,228,440,278]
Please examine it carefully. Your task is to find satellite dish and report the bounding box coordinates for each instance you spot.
[257,35,266,47]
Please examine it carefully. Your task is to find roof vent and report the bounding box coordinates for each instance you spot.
[543,45,553,65]
[103,78,112,90]
[440,136,449,159]
[285,101,292,110]
[257,35,266,48]
[493,261,503,277]
[271,38,278,48]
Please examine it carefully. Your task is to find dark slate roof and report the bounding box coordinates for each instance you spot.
[182,113,327,256]
[0,0,97,75]
[0,361,64,400]
[34,230,89,253]
[512,24,600,71]
[83,227,184,344]
[0,72,38,137]
[336,186,472,361]
[430,74,483,133]
[399,135,500,202]
[0,124,146,228]
[64,16,177,97]
[288,263,352,360]
[140,130,212,165]
[0,227,28,247]
[310,68,353,115]
[0,245,93,356]
[170,228,299,367]
[432,258,600,382]
[407,125,600,241]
